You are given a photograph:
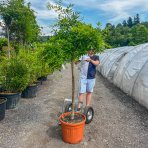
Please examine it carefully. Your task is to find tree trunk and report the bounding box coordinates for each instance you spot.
[71,61,75,120]
[6,27,10,58]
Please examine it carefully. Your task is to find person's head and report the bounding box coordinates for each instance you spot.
[87,49,95,57]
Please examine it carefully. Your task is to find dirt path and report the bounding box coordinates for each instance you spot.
[0,64,148,148]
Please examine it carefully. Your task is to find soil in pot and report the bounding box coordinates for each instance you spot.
[61,113,84,123]
[0,97,7,121]
[0,92,21,109]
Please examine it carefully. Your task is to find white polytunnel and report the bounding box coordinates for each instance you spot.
[97,43,148,109]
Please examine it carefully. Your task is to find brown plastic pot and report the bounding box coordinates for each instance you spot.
[59,112,86,144]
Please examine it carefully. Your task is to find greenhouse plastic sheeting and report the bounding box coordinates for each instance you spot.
[99,46,133,78]
[98,43,148,109]
[132,61,148,108]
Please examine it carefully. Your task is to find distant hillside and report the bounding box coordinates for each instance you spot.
[103,14,148,48]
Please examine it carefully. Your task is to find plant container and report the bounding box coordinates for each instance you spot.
[0,93,21,109]
[38,76,47,84]
[21,84,38,98]
[0,97,7,121]
[59,112,86,144]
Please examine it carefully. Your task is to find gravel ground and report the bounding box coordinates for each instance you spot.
[0,64,148,148]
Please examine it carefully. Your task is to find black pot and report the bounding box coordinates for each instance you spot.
[21,84,38,98]
[0,97,7,121]
[37,76,47,82]
[0,86,2,92]
[0,93,21,109]
[0,85,4,92]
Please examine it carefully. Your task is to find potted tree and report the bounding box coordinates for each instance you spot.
[48,2,104,144]
[0,56,30,109]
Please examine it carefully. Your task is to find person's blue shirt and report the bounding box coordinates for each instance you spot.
[80,55,99,79]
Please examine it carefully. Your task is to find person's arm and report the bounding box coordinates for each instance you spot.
[86,58,100,66]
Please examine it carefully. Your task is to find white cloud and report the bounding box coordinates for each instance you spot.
[37,19,55,36]
[64,0,148,23]
[63,0,99,9]
[24,0,57,35]
[40,26,54,36]
[99,0,148,23]
[25,0,65,35]
[25,0,59,20]
[24,0,148,35]
[32,6,58,20]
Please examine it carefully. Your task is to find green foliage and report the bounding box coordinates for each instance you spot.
[36,42,65,73]
[48,3,104,61]
[0,38,8,61]
[38,36,50,43]
[134,14,140,25]
[127,17,133,28]
[0,43,55,93]
[0,57,30,93]
[131,24,148,45]
[18,48,40,85]
[103,14,148,48]
[0,38,7,49]
[0,38,8,63]
[17,45,54,85]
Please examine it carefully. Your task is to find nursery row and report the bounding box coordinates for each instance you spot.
[0,43,64,121]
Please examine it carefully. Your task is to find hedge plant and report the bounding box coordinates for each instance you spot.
[0,57,30,93]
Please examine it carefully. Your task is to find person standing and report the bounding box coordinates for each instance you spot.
[77,49,100,110]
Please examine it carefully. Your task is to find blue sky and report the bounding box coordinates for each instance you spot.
[25,0,148,35]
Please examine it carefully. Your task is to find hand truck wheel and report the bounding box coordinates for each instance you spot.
[64,102,72,112]
[84,106,94,124]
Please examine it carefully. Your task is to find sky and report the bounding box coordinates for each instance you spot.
[1,0,148,36]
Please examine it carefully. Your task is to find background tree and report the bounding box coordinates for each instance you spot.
[103,14,148,48]
[0,0,40,46]
[127,17,133,28]
[122,20,127,27]
[130,24,148,45]
[134,14,140,25]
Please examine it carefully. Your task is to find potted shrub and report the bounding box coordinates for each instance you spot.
[0,57,30,109]
[36,43,61,83]
[48,2,104,144]
[37,58,51,83]
[20,49,39,98]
